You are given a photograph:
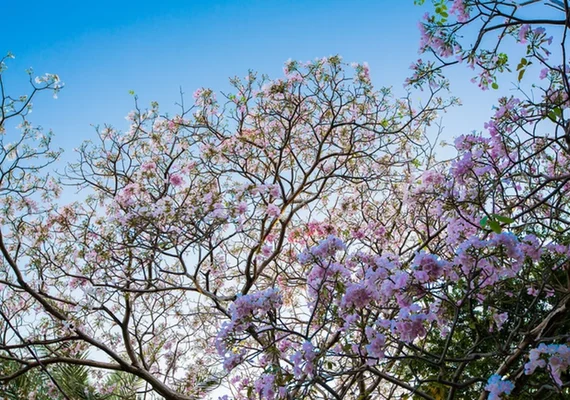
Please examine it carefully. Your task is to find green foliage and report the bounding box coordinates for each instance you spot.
[433,0,449,23]
[103,371,144,399]
[0,352,143,400]
[0,358,50,399]
[480,214,515,233]
[51,361,95,399]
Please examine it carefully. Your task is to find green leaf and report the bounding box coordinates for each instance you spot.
[480,216,489,228]
[492,214,515,224]
[548,111,558,122]
[496,53,508,68]
[488,220,502,233]
[518,68,526,82]
[491,82,499,90]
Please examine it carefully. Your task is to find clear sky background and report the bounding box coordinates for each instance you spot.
[2,0,502,166]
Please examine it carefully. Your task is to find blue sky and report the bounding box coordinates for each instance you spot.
[2,0,499,163]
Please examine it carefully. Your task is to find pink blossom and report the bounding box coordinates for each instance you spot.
[141,161,156,172]
[518,24,531,43]
[265,203,281,218]
[413,252,446,282]
[290,351,303,378]
[392,313,427,343]
[342,283,373,309]
[365,327,385,360]
[236,201,247,214]
[449,0,470,23]
[269,184,281,198]
[524,344,570,386]
[222,350,245,372]
[492,312,508,330]
[261,245,272,257]
[169,173,184,186]
[254,374,276,400]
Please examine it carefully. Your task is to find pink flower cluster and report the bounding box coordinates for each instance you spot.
[364,326,386,361]
[418,23,460,58]
[453,232,539,288]
[412,252,448,283]
[449,0,470,23]
[254,373,279,399]
[524,343,570,386]
[265,203,281,218]
[298,235,347,264]
[216,288,283,371]
[229,288,282,331]
[290,341,317,378]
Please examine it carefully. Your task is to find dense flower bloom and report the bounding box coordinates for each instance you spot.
[524,344,570,386]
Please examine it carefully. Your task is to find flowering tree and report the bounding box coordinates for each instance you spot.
[216,1,570,398]
[2,1,570,398]
[0,53,452,399]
